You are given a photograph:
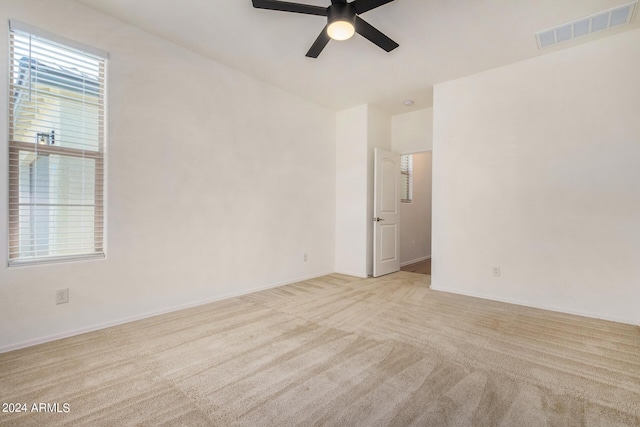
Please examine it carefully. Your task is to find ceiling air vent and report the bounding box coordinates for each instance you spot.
[535,1,637,49]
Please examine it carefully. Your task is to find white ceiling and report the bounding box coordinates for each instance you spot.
[74,0,638,115]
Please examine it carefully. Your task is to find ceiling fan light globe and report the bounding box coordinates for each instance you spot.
[327,20,355,40]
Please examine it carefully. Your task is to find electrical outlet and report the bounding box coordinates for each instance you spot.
[303,253,308,262]
[492,267,501,278]
[56,288,69,305]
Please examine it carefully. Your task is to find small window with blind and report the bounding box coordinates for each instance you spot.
[400,154,413,203]
[8,21,107,266]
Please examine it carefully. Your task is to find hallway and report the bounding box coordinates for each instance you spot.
[400,258,431,275]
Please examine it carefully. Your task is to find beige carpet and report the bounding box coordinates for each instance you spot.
[1,272,639,426]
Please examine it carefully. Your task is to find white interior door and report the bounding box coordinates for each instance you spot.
[373,148,401,277]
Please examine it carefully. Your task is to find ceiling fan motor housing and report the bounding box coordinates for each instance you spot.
[328,2,357,26]
[327,2,356,40]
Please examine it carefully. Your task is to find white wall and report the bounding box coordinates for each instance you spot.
[335,105,368,277]
[392,108,433,154]
[334,104,391,277]
[432,29,640,324]
[0,0,336,351]
[400,152,432,265]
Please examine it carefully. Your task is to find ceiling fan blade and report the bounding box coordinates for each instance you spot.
[351,0,394,15]
[306,26,331,58]
[252,0,327,16]
[354,16,399,52]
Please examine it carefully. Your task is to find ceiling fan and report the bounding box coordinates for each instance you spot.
[252,0,399,58]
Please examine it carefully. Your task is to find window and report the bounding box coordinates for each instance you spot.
[400,154,413,203]
[8,21,107,265]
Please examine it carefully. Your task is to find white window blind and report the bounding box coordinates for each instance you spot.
[8,22,107,266]
[400,154,413,203]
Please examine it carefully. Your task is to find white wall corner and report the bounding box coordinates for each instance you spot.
[391,107,434,154]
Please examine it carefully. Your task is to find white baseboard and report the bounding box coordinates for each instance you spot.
[429,285,638,326]
[400,255,431,267]
[333,270,368,279]
[0,270,334,354]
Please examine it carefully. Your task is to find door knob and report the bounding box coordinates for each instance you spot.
[373,217,385,222]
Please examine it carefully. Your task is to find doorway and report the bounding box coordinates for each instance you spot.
[398,151,432,276]
[401,258,431,275]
